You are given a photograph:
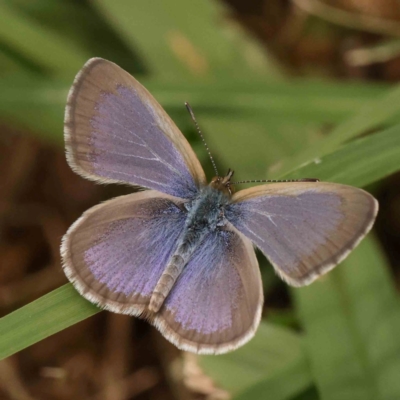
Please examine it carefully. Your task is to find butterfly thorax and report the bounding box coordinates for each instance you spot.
[185,185,230,230]
[148,182,231,313]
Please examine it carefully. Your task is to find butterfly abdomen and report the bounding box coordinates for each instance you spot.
[149,253,186,312]
[149,222,208,312]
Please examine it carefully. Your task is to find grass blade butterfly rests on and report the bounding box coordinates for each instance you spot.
[62,58,378,354]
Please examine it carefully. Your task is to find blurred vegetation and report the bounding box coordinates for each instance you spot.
[1,0,400,399]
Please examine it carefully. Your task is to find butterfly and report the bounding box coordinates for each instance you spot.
[61,58,378,354]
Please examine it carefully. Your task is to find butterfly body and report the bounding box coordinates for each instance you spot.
[150,178,231,312]
[62,58,378,354]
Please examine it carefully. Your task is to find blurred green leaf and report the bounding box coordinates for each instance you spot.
[92,0,279,81]
[290,386,320,400]
[0,48,35,77]
[0,73,390,146]
[6,0,147,75]
[234,371,314,400]
[0,2,90,78]
[293,236,400,400]
[0,284,99,360]
[286,123,400,186]
[199,322,312,400]
[273,83,400,177]
[0,76,67,143]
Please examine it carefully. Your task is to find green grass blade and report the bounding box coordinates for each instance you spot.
[92,0,274,81]
[0,76,67,143]
[293,236,400,400]
[199,322,312,400]
[0,284,100,360]
[0,74,390,144]
[0,2,90,77]
[285,124,400,186]
[233,357,313,400]
[5,0,146,75]
[273,83,400,177]
[290,386,320,400]
[0,47,37,77]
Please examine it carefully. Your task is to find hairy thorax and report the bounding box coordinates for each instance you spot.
[185,185,230,233]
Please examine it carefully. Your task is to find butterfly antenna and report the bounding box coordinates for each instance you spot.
[231,178,320,184]
[185,102,219,176]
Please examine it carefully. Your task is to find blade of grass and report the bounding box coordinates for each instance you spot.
[199,322,312,400]
[0,49,35,77]
[92,0,275,81]
[290,386,320,400]
[0,284,100,361]
[284,123,400,186]
[0,76,68,143]
[0,2,90,77]
[7,0,147,75]
[293,237,400,400]
[0,74,391,144]
[273,83,400,178]
[234,366,313,400]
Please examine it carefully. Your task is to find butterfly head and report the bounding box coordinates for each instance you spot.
[210,169,234,196]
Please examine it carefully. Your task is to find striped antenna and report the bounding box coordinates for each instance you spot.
[231,178,320,184]
[185,102,219,177]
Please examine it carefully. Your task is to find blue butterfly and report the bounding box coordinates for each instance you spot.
[62,58,378,354]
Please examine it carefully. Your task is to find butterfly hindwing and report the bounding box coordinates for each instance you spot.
[153,223,263,354]
[61,190,187,314]
[65,58,206,199]
[227,182,378,286]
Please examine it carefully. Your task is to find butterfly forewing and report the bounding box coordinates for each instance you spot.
[65,58,206,198]
[153,224,263,354]
[61,191,187,314]
[227,182,378,286]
